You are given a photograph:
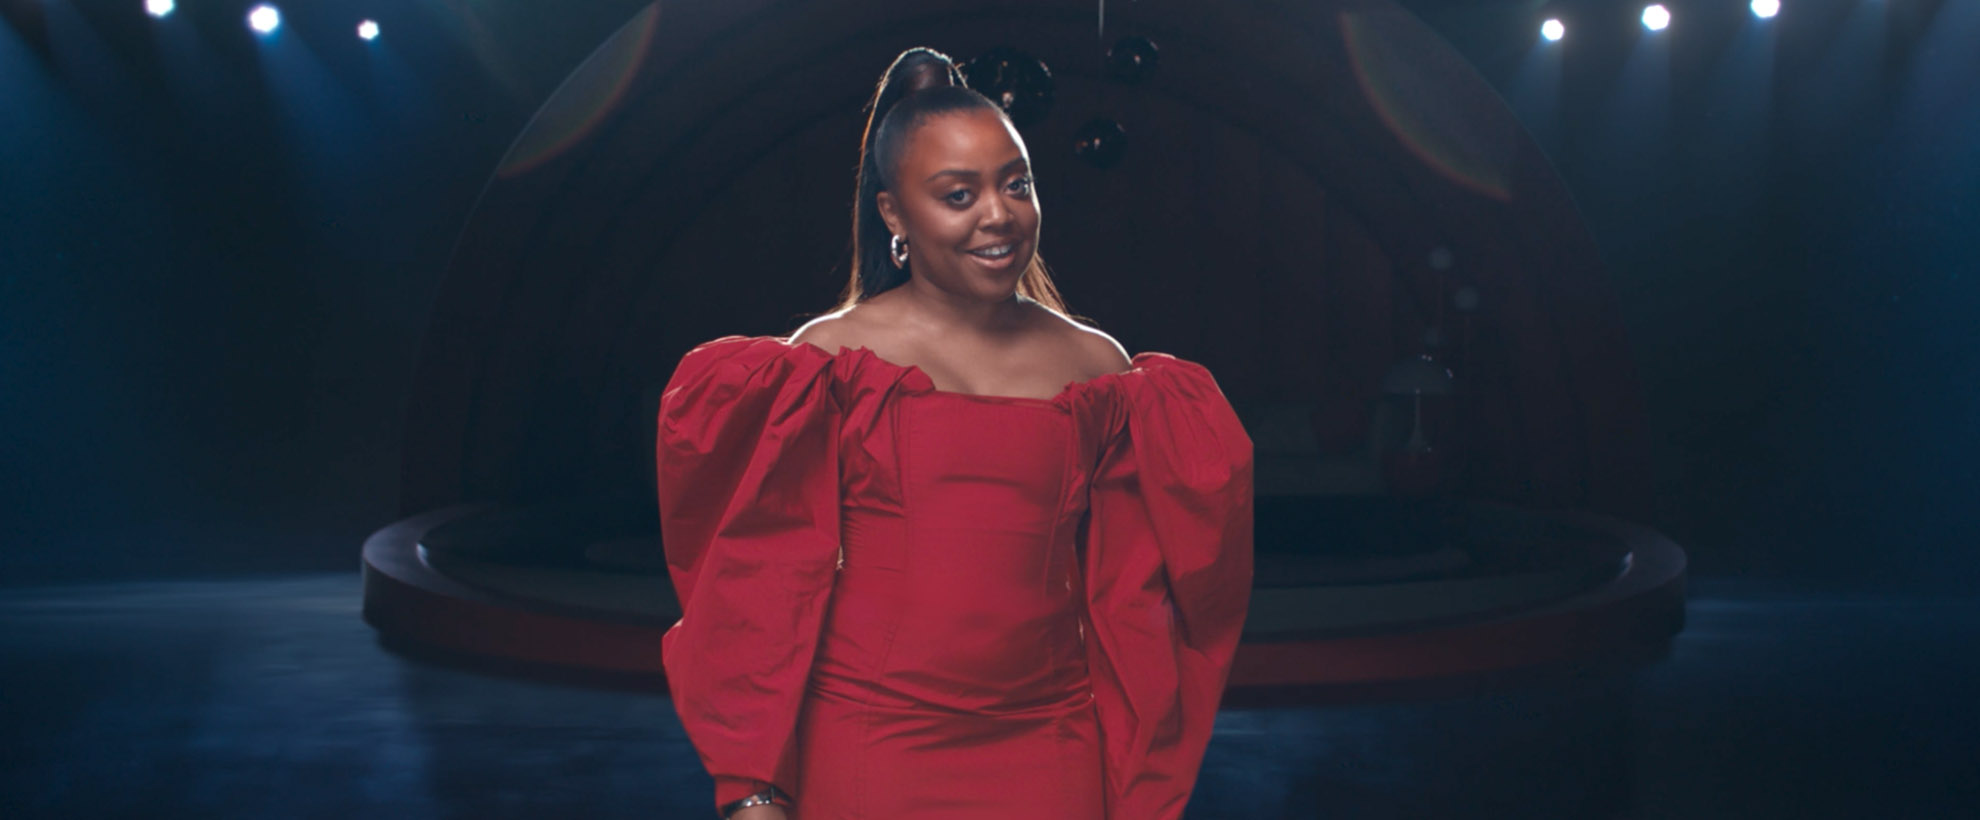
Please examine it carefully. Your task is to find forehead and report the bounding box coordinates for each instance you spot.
[899,109,1029,174]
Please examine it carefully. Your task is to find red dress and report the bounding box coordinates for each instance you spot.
[656,335,1253,820]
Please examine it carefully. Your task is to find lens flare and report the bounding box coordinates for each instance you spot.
[1541,19,1565,42]
[496,4,661,178]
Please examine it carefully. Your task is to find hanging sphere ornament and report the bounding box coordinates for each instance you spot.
[1453,285,1482,313]
[1427,246,1455,272]
[1073,118,1128,168]
[961,47,1055,129]
[1105,35,1160,83]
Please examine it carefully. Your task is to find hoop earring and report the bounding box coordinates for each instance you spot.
[890,234,910,269]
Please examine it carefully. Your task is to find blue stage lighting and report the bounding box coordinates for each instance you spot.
[146,0,175,19]
[1751,0,1780,19]
[1642,4,1671,31]
[358,20,380,41]
[1541,18,1565,42]
[248,5,281,35]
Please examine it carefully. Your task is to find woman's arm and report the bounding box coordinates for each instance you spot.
[657,336,842,817]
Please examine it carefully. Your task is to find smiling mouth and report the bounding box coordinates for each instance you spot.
[966,243,1017,261]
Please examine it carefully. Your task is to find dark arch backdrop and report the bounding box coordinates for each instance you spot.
[399,0,1649,525]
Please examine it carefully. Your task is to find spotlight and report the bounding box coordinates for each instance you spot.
[248,4,281,35]
[357,20,380,41]
[1541,18,1565,42]
[145,0,174,19]
[1751,0,1780,19]
[1642,4,1671,31]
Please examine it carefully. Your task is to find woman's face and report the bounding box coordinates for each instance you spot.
[876,108,1040,302]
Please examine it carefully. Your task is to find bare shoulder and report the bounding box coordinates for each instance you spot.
[1026,301,1131,379]
[789,308,863,354]
[1070,324,1133,378]
[791,292,914,353]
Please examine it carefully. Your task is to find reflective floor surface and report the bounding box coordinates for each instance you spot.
[3,574,1975,819]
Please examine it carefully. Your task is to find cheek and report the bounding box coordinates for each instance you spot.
[1018,201,1042,234]
[910,207,973,246]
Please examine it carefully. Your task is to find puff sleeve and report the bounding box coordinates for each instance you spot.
[1079,355,1255,820]
[656,335,842,811]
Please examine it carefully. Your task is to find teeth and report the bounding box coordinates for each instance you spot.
[972,245,1013,258]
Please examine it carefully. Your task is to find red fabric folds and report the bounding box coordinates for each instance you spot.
[656,336,841,809]
[655,336,1253,818]
[1077,354,1255,820]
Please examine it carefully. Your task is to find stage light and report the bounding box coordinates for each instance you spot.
[1541,18,1565,42]
[248,4,281,35]
[1642,4,1671,31]
[357,20,380,41]
[146,0,175,19]
[1751,0,1780,19]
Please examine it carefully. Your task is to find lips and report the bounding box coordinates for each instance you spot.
[965,241,1020,270]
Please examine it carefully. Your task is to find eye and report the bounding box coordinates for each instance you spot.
[1008,175,1033,196]
[945,189,971,205]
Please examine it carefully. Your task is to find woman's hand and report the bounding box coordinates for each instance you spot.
[729,804,788,820]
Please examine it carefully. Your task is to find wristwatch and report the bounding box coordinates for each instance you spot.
[718,785,788,818]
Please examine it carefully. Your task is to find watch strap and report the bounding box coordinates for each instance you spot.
[717,785,788,818]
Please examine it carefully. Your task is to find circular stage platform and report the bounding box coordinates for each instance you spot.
[362,496,1685,701]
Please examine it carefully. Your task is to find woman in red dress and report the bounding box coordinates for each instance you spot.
[656,47,1254,820]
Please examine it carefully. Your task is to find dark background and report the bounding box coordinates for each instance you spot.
[4,0,1974,588]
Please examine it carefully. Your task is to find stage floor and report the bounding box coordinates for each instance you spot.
[3,573,1974,818]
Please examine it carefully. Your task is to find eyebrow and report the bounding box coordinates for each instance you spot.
[924,157,1030,183]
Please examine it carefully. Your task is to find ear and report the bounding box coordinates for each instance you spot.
[875,190,905,238]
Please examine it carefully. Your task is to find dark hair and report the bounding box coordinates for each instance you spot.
[834,47,1070,315]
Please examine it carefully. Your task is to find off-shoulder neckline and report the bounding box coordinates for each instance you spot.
[784,337,1136,406]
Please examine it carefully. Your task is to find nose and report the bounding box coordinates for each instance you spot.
[982,192,1015,230]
